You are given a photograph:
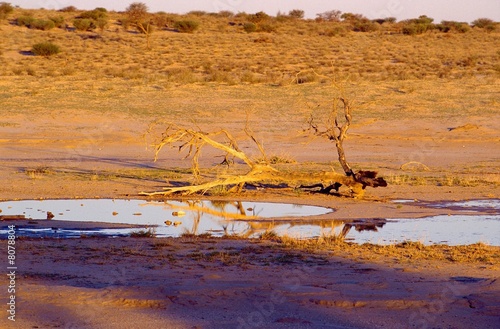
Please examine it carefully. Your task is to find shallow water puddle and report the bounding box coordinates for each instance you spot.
[395,199,500,213]
[348,215,500,246]
[0,199,334,238]
[0,199,499,245]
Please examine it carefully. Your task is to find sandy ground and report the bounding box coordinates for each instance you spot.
[1,100,499,328]
[0,237,499,329]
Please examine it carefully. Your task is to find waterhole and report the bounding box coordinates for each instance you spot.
[0,199,498,245]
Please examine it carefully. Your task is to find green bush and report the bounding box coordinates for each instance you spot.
[352,19,379,32]
[243,22,257,33]
[73,18,95,31]
[49,15,65,28]
[437,21,470,33]
[96,17,108,31]
[31,42,60,56]
[400,15,436,35]
[174,20,199,33]
[79,9,107,21]
[472,18,494,28]
[30,19,55,30]
[16,15,34,27]
[18,16,56,30]
[402,23,430,35]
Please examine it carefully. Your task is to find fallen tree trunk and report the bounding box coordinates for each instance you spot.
[141,95,386,198]
[141,166,365,197]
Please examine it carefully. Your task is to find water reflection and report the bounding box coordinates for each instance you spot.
[0,198,334,238]
[1,199,499,245]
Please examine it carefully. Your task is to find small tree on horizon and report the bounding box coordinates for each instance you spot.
[288,9,305,19]
[472,18,496,31]
[316,10,342,22]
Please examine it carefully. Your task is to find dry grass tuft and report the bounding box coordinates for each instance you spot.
[278,235,500,265]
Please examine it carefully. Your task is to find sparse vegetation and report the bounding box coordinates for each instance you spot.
[1,6,498,83]
[0,2,13,20]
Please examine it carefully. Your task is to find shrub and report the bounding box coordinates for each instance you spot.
[437,21,470,33]
[80,9,107,21]
[96,17,108,32]
[217,10,234,18]
[471,18,494,28]
[243,22,256,33]
[485,24,497,32]
[59,6,77,12]
[73,18,95,31]
[16,15,35,27]
[352,19,379,32]
[30,19,55,30]
[187,10,206,16]
[455,23,471,33]
[472,18,496,31]
[0,2,14,19]
[248,11,269,23]
[49,15,65,28]
[31,42,60,56]
[401,15,435,35]
[174,20,199,33]
[402,22,430,35]
[119,18,131,30]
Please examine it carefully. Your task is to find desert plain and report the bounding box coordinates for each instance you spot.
[0,6,499,329]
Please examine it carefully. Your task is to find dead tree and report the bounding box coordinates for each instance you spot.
[307,97,387,192]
